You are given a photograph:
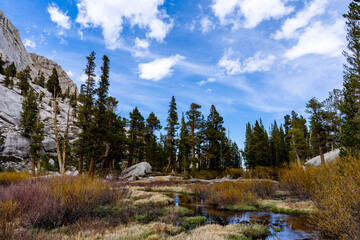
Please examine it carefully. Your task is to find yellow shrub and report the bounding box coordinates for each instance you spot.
[0,200,20,239]
[222,168,244,179]
[310,158,360,239]
[244,166,278,179]
[187,183,211,199]
[279,163,318,199]
[0,172,31,186]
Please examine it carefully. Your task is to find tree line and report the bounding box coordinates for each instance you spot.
[244,0,360,168]
[0,52,241,176]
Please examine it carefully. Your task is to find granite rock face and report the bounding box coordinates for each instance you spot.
[0,9,77,94]
[30,53,78,94]
[121,162,152,179]
[0,9,79,169]
[0,10,32,70]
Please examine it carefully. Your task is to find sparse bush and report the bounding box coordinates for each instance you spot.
[222,168,244,179]
[207,182,258,207]
[187,183,211,199]
[206,181,276,208]
[193,170,219,180]
[244,166,279,179]
[0,200,20,240]
[0,172,31,186]
[0,176,123,228]
[279,163,317,200]
[310,158,360,239]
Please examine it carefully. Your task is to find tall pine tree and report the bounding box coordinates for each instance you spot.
[165,96,179,173]
[340,0,360,156]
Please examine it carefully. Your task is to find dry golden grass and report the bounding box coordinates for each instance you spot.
[0,200,20,240]
[129,187,174,205]
[169,224,239,240]
[66,222,182,240]
[0,172,31,186]
[206,181,276,207]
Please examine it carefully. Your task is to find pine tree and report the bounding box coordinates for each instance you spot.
[251,120,270,167]
[204,105,226,170]
[324,89,343,151]
[16,66,31,95]
[75,51,96,176]
[4,62,16,88]
[178,113,191,174]
[30,112,44,175]
[128,107,145,167]
[102,97,127,172]
[0,54,5,75]
[185,103,202,170]
[91,55,110,173]
[20,90,41,176]
[37,71,45,87]
[306,97,327,165]
[288,111,309,167]
[46,67,61,97]
[341,0,360,156]
[145,112,161,166]
[243,122,255,169]
[165,96,179,173]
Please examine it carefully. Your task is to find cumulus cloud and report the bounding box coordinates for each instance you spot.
[200,17,214,33]
[284,20,346,60]
[138,54,185,81]
[76,0,173,50]
[212,0,293,28]
[218,49,276,75]
[133,38,150,57]
[66,70,74,77]
[23,38,36,49]
[274,0,328,40]
[47,3,71,33]
[197,77,216,86]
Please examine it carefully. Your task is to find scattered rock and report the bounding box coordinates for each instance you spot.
[305,149,340,166]
[121,162,152,179]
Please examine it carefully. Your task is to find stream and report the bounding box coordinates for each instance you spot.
[167,193,320,240]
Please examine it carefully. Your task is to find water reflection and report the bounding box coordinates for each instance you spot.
[169,193,319,240]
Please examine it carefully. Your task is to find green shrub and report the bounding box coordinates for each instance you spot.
[184,216,206,228]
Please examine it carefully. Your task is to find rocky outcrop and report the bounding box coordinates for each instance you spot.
[305,149,340,167]
[30,53,77,94]
[0,78,78,162]
[121,162,152,180]
[0,9,80,169]
[0,10,32,70]
[0,9,77,94]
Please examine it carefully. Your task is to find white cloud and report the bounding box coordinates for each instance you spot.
[274,0,328,40]
[79,73,87,82]
[66,70,74,77]
[23,38,36,49]
[197,77,216,86]
[47,3,71,32]
[212,0,293,28]
[133,38,150,57]
[138,54,185,81]
[219,49,275,75]
[197,80,207,86]
[284,20,346,60]
[76,0,173,50]
[207,77,216,83]
[200,17,214,33]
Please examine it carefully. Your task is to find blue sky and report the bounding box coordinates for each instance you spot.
[0,0,351,148]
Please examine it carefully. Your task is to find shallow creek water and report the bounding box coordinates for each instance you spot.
[167,193,320,240]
